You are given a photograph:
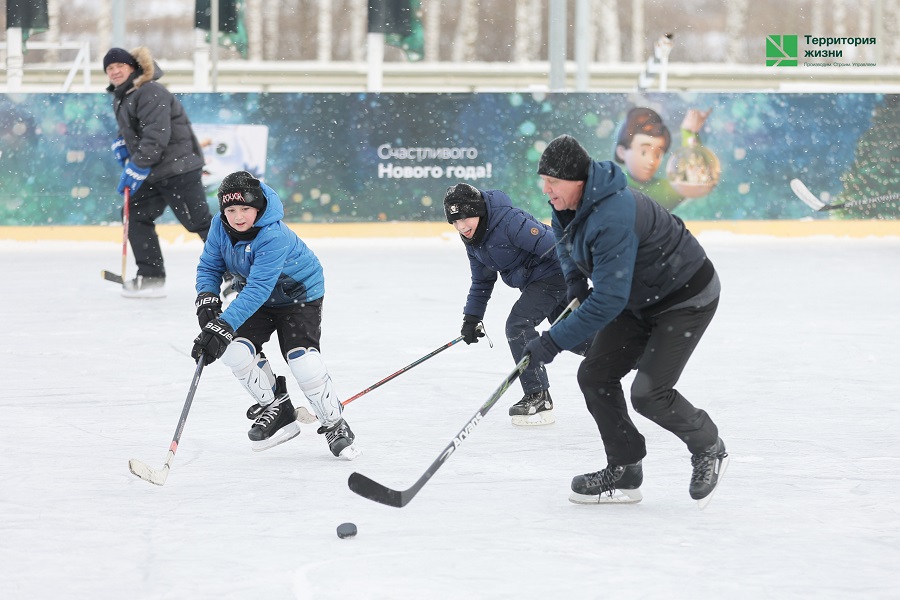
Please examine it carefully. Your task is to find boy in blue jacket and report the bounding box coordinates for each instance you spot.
[190,171,359,460]
[444,183,589,426]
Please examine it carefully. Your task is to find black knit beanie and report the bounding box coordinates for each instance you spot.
[103,47,138,70]
[443,183,486,223]
[537,135,591,181]
[217,171,267,216]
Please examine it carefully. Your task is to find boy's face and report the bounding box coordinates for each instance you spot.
[224,205,259,232]
[453,216,480,239]
[616,133,667,183]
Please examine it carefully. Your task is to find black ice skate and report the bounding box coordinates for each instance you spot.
[247,377,301,452]
[317,418,360,460]
[690,437,729,509]
[508,390,555,426]
[121,275,166,299]
[569,461,644,504]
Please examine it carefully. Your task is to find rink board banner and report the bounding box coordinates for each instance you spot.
[0,92,896,226]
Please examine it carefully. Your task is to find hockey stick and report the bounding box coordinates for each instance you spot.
[102,187,130,284]
[128,355,204,486]
[790,178,898,212]
[294,335,467,424]
[348,299,579,508]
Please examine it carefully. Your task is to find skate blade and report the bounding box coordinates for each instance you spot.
[569,487,643,504]
[338,443,361,461]
[511,411,555,426]
[121,288,167,299]
[697,454,730,510]
[250,421,302,452]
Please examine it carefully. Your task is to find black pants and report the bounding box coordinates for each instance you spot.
[127,169,212,278]
[506,274,591,395]
[235,298,323,360]
[578,297,719,466]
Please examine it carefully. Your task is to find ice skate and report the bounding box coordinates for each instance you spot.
[690,437,729,509]
[569,461,643,504]
[247,377,301,452]
[317,418,360,460]
[121,275,166,299]
[509,390,555,426]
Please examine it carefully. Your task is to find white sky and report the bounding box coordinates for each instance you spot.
[2,232,899,599]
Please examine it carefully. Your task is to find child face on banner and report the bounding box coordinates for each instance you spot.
[224,205,259,232]
[616,134,668,183]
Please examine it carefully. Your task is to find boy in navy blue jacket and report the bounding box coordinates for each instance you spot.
[444,183,589,426]
[190,171,359,460]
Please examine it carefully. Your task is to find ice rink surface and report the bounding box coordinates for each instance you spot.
[2,231,899,599]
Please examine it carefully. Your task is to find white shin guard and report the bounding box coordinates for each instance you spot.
[221,338,277,406]
[287,347,342,426]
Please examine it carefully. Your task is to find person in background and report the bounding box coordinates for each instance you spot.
[190,171,359,460]
[104,46,212,298]
[525,134,727,507]
[444,182,589,426]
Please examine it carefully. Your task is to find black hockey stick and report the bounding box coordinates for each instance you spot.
[128,355,205,486]
[790,178,898,212]
[348,299,579,507]
[295,334,468,423]
[102,187,130,284]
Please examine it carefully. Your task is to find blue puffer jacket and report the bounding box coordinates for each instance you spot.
[196,182,325,332]
[462,189,562,318]
[549,160,709,350]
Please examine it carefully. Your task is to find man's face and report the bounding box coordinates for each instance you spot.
[106,62,135,87]
[616,133,667,183]
[541,176,584,212]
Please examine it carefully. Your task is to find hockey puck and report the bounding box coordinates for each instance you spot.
[336,522,357,539]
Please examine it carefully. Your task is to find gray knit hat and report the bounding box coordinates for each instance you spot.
[537,135,591,181]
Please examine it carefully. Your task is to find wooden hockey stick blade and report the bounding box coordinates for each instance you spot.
[294,406,318,424]
[102,270,124,284]
[128,457,170,486]
[790,178,828,211]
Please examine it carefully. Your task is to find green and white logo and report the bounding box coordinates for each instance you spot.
[766,35,798,66]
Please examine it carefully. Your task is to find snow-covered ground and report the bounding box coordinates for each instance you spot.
[2,232,899,599]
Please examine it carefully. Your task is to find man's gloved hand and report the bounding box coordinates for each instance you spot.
[111,136,130,167]
[566,275,591,304]
[524,330,562,366]
[191,318,234,365]
[117,163,151,194]
[460,315,485,345]
[195,292,223,328]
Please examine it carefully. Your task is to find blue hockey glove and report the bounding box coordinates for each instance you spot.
[111,136,130,167]
[117,163,151,195]
[191,318,234,365]
[524,330,562,366]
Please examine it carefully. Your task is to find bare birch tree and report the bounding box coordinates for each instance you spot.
[246,0,264,61]
[318,0,332,61]
[452,0,479,62]
[632,0,645,62]
[264,0,281,60]
[725,0,748,63]
[349,0,367,62]
[596,0,621,62]
[424,2,441,62]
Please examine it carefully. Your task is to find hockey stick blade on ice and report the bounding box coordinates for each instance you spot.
[348,300,579,508]
[294,335,467,424]
[103,187,130,285]
[790,178,897,212]
[129,357,204,486]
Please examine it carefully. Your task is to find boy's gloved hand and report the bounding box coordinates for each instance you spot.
[460,315,485,344]
[191,318,234,365]
[195,292,223,328]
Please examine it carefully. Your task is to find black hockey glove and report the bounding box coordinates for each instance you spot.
[195,292,223,328]
[566,275,591,304]
[460,315,485,345]
[524,330,562,366]
[191,318,234,365]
